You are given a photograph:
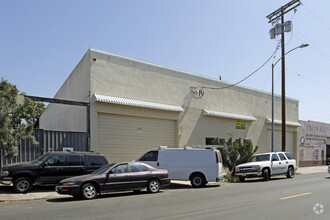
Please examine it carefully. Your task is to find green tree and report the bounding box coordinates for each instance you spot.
[213,138,258,173]
[0,78,45,158]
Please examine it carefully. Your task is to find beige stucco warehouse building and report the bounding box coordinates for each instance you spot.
[40,48,301,163]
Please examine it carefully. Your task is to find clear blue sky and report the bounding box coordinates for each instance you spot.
[1,0,330,123]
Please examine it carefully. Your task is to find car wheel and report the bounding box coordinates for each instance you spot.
[239,177,245,182]
[13,177,33,193]
[286,167,294,178]
[147,179,160,193]
[81,183,98,200]
[190,174,206,188]
[262,169,270,181]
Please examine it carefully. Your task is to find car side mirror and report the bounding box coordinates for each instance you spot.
[42,162,48,167]
[108,170,113,175]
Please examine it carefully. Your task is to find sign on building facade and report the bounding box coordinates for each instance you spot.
[235,120,246,130]
[299,120,330,167]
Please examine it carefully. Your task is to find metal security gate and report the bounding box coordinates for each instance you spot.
[42,130,87,152]
[0,129,87,167]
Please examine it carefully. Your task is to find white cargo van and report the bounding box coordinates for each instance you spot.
[137,146,222,187]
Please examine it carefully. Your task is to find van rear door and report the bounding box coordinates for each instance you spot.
[215,150,223,181]
[137,150,159,168]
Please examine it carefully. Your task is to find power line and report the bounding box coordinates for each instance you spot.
[243,51,281,139]
[301,3,330,31]
[285,31,294,46]
[243,67,286,140]
[285,7,298,46]
[286,68,330,123]
[293,30,330,61]
[286,68,330,91]
[202,43,280,90]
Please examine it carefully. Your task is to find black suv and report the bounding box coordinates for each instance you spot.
[0,151,109,193]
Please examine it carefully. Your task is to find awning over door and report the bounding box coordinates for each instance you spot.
[203,109,257,121]
[93,94,184,112]
[266,119,301,127]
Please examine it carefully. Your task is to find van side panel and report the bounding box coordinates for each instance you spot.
[158,149,221,182]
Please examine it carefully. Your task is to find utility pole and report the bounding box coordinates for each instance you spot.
[266,0,301,152]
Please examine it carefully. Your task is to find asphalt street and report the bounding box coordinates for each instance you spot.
[0,171,329,220]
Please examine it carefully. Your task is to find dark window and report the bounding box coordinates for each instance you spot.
[34,154,50,165]
[66,155,84,166]
[111,164,129,174]
[285,152,295,160]
[92,163,115,175]
[139,151,158,162]
[131,164,149,172]
[206,137,225,145]
[278,153,287,161]
[87,155,107,166]
[206,138,215,145]
[272,154,279,161]
[47,155,66,166]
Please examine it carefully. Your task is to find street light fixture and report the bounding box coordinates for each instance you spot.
[271,43,309,152]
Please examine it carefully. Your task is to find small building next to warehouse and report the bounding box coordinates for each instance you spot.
[298,120,330,166]
[40,48,301,163]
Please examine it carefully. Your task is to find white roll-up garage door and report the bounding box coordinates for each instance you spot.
[97,113,177,162]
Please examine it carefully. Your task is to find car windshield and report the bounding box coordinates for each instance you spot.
[92,163,115,175]
[249,154,270,162]
[33,154,50,165]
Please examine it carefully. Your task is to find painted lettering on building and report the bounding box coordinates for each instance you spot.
[305,124,330,135]
[235,120,246,130]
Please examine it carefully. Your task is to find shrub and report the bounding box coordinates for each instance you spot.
[213,138,258,174]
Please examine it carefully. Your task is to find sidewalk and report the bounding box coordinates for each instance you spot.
[0,166,328,202]
[296,165,328,175]
[0,185,70,202]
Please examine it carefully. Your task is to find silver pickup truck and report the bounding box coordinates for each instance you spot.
[235,152,297,182]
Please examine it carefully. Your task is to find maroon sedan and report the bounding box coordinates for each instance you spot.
[56,162,170,199]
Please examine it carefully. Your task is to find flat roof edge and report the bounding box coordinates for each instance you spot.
[88,48,299,102]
